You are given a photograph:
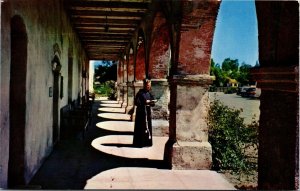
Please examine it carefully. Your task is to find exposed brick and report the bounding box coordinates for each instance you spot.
[135,41,146,80]
[179,20,216,75]
[149,12,170,79]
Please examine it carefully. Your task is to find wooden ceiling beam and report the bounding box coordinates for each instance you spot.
[85,44,125,48]
[78,31,133,35]
[68,1,149,9]
[89,54,120,59]
[82,39,129,43]
[73,18,139,24]
[79,33,131,37]
[64,0,151,61]
[76,27,135,31]
[77,29,134,34]
[74,23,137,28]
[69,10,145,17]
[84,42,127,45]
[81,36,132,40]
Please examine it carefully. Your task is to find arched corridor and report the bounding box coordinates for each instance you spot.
[0,0,298,189]
[28,97,234,189]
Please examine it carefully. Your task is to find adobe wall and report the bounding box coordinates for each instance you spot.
[0,0,88,187]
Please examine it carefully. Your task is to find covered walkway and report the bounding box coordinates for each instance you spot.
[28,97,235,190]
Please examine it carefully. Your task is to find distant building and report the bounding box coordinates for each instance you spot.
[228,78,238,87]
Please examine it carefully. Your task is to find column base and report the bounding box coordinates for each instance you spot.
[152,119,169,137]
[125,105,134,114]
[121,102,127,108]
[164,140,212,170]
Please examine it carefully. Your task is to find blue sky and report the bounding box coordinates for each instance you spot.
[211,0,258,66]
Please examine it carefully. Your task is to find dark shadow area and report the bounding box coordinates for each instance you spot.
[28,100,167,189]
[9,15,28,188]
[96,128,133,137]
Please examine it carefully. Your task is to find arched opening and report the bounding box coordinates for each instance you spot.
[8,15,28,187]
[52,55,61,145]
[210,0,259,188]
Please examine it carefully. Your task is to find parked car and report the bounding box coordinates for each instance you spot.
[244,87,261,98]
[237,86,250,96]
[247,88,261,98]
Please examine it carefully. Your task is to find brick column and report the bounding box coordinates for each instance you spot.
[118,60,124,104]
[163,0,220,169]
[121,58,128,108]
[165,75,213,169]
[126,52,135,114]
[148,11,171,135]
[150,79,169,120]
[126,81,134,114]
[254,1,299,188]
[131,81,143,122]
[132,33,146,120]
[116,61,122,102]
[252,66,299,189]
[120,83,127,108]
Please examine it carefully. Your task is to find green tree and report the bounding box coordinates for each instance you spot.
[222,58,239,73]
[254,60,260,68]
[237,62,252,86]
[210,58,254,87]
[210,59,216,76]
[221,58,240,82]
[94,61,117,83]
[210,59,227,86]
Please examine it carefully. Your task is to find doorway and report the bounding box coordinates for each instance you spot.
[8,15,28,187]
[52,56,61,145]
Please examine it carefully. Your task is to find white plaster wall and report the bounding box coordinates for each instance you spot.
[0,1,12,188]
[0,0,88,187]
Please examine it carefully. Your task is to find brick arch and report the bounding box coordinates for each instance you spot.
[149,11,170,79]
[135,29,146,81]
[117,59,123,84]
[8,15,28,187]
[178,1,220,75]
[163,0,221,171]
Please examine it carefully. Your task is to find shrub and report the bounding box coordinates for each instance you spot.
[209,85,217,92]
[105,80,117,100]
[93,80,117,100]
[207,100,258,173]
[224,86,238,94]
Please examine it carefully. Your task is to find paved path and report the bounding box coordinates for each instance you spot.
[209,92,260,124]
[29,97,235,190]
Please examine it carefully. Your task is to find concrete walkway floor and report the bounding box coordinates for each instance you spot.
[29,97,235,190]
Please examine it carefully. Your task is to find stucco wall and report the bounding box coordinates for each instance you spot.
[0,0,87,187]
[0,1,11,187]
